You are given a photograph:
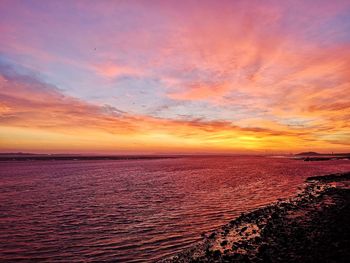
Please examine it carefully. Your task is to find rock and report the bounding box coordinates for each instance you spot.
[221,240,228,247]
[241,226,248,232]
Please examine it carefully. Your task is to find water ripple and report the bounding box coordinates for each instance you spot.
[0,156,349,262]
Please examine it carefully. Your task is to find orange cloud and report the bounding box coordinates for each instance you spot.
[1,66,349,154]
[168,82,231,100]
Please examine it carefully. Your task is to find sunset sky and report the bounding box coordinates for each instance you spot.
[0,0,349,154]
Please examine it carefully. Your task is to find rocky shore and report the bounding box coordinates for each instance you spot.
[160,172,350,263]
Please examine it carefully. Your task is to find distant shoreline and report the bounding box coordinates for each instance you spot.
[293,152,350,161]
[0,154,265,161]
[160,171,350,262]
[296,156,350,161]
[0,154,350,162]
[0,155,180,162]
[1,153,349,162]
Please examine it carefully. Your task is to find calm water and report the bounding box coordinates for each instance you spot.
[0,156,349,262]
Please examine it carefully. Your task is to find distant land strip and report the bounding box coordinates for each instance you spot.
[0,154,180,161]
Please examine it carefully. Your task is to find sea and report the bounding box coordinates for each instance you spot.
[0,156,349,262]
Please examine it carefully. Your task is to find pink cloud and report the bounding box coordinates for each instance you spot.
[91,62,144,78]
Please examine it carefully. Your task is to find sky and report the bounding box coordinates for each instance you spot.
[0,0,349,154]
